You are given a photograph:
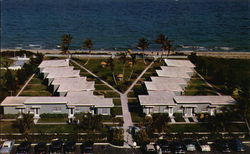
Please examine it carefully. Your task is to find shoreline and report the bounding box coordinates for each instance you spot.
[1,49,250,59]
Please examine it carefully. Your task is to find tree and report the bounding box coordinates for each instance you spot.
[107,57,117,85]
[17,69,26,84]
[137,38,149,64]
[152,113,170,133]
[61,34,72,54]
[78,113,103,132]
[82,39,93,65]
[14,112,34,137]
[155,34,173,58]
[108,128,124,146]
[4,69,17,93]
[135,129,149,146]
[128,53,137,81]
[118,52,128,81]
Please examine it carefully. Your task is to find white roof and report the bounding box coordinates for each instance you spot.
[160,66,194,73]
[139,91,176,106]
[150,77,187,85]
[24,97,68,104]
[164,59,195,68]
[38,59,69,68]
[156,69,191,79]
[1,94,113,107]
[46,70,80,79]
[174,96,236,105]
[52,77,87,86]
[0,97,29,106]
[57,80,95,92]
[145,81,183,92]
[67,91,113,107]
[41,66,74,74]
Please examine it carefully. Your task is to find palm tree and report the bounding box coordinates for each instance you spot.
[128,52,137,81]
[61,34,72,54]
[83,39,93,65]
[137,38,149,64]
[107,57,117,85]
[118,52,128,81]
[155,34,173,59]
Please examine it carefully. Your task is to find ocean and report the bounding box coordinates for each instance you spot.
[1,0,250,52]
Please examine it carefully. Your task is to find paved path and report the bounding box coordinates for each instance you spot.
[71,59,156,147]
[71,60,121,95]
[16,73,35,96]
[125,60,155,95]
[195,71,221,96]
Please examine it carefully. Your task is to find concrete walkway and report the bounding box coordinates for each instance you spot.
[71,60,121,95]
[16,73,35,96]
[195,71,221,96]
[125,60,155,95]
[71,59,155,147]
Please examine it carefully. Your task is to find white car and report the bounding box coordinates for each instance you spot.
[197,140,211,152]
[184,139,196,151]
[0,140,15,154]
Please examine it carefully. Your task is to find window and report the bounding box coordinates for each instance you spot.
[75,107,80,113]
[52,107,62,112]
[102,108,108,114]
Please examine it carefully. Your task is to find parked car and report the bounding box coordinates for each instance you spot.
[144,143,157,154]
[229,139,246,152]
[196,140,211,152]
[49,139,63,153]
[0,140,15,154]
[171,141,186,154]
[156,140,171,153]
[80,141,93,154]
[183,139,196,151]
[63,140,76,153]
[34,142,47,154]
[16,141,31,154]
[215,140,231,153]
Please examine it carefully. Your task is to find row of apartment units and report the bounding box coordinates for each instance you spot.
[1,59,114,120]
[138,59,236,117]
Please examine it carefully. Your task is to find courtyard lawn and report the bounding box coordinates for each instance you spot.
[184,74,218,96]
[73,57,151,92]
[19,75,52,96]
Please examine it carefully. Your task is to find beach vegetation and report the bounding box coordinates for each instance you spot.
[60,34,72,54]
[82,38,93,65]
[155,34,173,59]
[137,37,149,64]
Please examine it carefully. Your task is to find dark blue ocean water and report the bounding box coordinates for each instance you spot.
[1,0,250,51]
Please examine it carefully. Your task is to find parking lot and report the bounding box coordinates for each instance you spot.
[7,143,250,154]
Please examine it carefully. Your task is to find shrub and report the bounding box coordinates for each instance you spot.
[40,113,68,119]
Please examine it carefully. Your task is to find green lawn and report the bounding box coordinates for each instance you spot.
[73,57,150,92]
[20,76,52,96]
[184,75,218,96]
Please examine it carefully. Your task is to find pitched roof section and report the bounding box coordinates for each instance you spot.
[46,70,80,79]
[160,66,194,73]
[144,81,184,92]
[0,97,29,106]
[41,66,74,74]
[150,77,187,85]
[67,91,113,107]
[164,59,195,68]
[156,69,191,79]
[57,80,95,92]
[174,96,236,105]
[38,59,69,68]
[138,91,176,106]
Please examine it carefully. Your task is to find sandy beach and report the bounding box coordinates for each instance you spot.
[1,49,250,59]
